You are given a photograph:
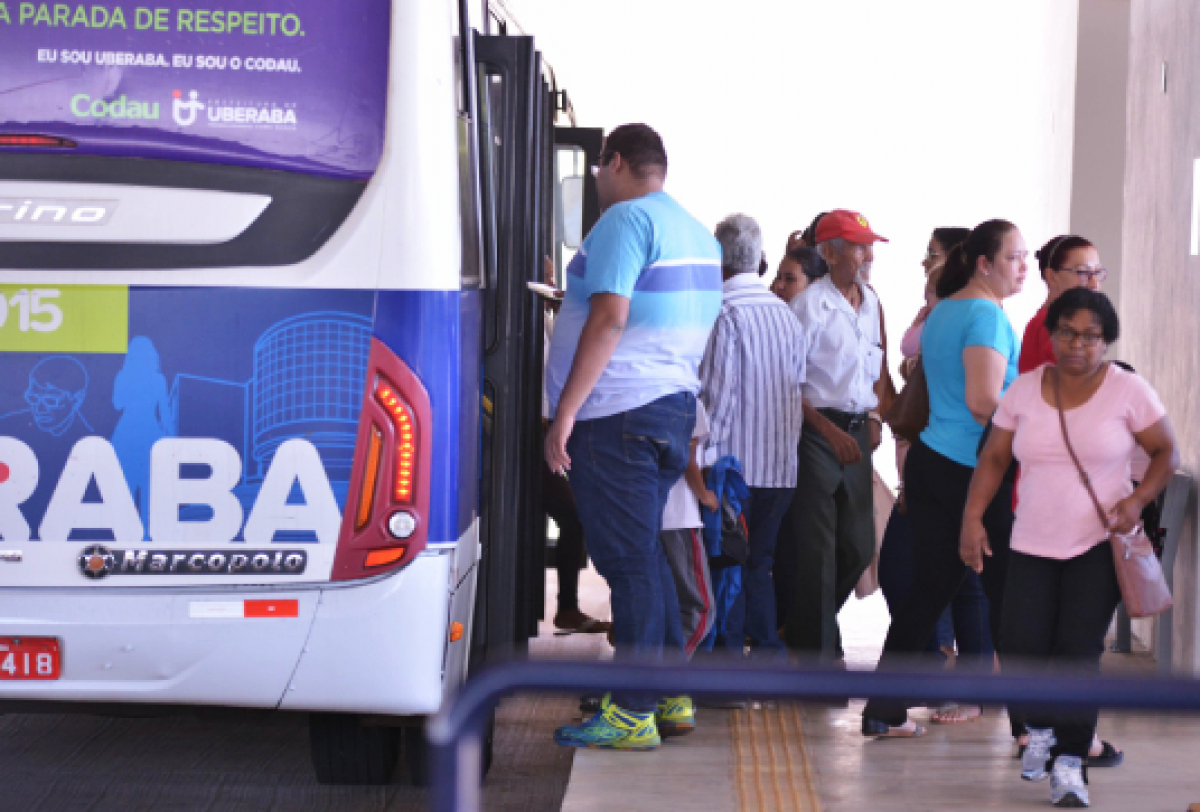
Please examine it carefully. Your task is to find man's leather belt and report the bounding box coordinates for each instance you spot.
[817,407,869,433]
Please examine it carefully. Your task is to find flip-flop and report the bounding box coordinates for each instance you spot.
[862,717,927,739]
[1087,740,1124,768]
[930,703,983,724]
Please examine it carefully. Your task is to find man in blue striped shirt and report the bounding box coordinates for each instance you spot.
[545,124,722,750]
[700,214,807,658]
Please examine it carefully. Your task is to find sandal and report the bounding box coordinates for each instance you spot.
[862,717,927,739]
[1087,740,1124,768]
[930,703,983,724]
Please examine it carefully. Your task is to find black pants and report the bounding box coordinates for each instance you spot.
[543,461,586,614]
[863,440,1018,732]
[1003,543,1122,758]
[777,423,874,657]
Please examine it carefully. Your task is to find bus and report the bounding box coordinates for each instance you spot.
[0,0,601,784]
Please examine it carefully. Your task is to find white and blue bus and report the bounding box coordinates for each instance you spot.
[0,0,601,783]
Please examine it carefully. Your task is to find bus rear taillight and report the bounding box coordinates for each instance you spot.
[0,135,77,148]
[333,339,432,581]
[374,381,417,503]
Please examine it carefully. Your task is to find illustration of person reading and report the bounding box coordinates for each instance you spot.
[111,336,174,528]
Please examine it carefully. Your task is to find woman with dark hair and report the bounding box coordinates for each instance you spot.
[963,288,1178,807]
[863,219,1026,738]
[1020,235,1104,372]
[879,225,995,725]
[770,243,827,304]
[1015,234,1126,768]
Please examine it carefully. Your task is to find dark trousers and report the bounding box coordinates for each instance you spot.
[864,440,1018,732]
[566,392,694,713]
[779,423,874,657]
[879,506,995,665]
[543,460,586,615]
[1003,544,1121,758]
[718,486,793,655]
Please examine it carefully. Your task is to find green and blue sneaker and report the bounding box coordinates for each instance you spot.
[655,695,696,738]
[554,694,661,750]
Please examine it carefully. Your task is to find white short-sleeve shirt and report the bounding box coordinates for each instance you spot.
[789,275,882,412]
[661,401,711,531]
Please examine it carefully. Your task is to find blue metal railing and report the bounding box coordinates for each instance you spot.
[427,659,1200,811]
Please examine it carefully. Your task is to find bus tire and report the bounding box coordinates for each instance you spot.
[402,711,494,786]
[401,725,431,786]
[308,713,401,785]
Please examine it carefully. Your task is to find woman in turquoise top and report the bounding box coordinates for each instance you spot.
[863,219,1026,738]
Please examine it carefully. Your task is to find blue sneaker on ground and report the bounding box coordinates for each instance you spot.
[554,694,661,750]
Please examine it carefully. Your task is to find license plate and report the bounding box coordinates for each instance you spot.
[0,637,61,680]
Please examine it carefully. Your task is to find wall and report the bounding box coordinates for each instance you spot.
[503,0,1080,487]
[1070,0,1130,311]
[1121,0,1200,674]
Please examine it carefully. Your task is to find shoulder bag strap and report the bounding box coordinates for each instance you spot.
[1050,367,1111,532]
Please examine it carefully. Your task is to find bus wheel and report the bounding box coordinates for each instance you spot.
[401,726,430,786]
[308,713,401,785]
[402,710,494,786]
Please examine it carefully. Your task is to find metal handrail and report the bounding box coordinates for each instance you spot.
[427,658,1200,811]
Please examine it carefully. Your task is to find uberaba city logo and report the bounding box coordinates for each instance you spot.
[71,93,160,120]
[172,89,298,129]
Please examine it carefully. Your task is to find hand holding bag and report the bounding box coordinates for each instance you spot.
[1051,368,1173,619]
[885,355,930,444]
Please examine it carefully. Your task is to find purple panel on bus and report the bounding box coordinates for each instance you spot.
[0,1,391,179]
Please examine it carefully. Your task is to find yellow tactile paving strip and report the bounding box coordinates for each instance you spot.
[732,704,822,812]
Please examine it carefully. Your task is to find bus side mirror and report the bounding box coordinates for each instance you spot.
[558,175,584,251]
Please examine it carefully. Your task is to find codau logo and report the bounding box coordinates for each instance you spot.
[71,94,159,120]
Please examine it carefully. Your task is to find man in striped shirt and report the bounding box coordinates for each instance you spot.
[699,214,807,657]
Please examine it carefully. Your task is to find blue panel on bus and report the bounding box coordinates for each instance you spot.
[0,286,374,545]
[374,290,481,542]
[0,1,391,179]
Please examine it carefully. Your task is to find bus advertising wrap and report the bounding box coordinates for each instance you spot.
[0,285,376,586]
[0,1,392,178]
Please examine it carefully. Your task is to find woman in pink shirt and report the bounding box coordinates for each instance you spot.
[961,288,1178,808]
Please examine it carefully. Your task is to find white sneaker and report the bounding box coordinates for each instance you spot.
[1021,726,1056,782]
[1050,755,1089,807]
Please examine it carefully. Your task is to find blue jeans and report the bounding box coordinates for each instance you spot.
[566,392,694,713]
[718,487,792,656]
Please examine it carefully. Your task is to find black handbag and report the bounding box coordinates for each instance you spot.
[709,497,749,570]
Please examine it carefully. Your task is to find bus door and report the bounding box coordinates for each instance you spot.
[472,34,555,658]
[550,126,603,284]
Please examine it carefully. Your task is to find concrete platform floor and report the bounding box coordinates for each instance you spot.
[549,567,1200,812]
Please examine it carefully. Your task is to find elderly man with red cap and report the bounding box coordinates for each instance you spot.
[779,209,892,662]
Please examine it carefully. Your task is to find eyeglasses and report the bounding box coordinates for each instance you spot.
[1060,265,1107,283]
[25,390,70,408]
[1052,327,1105,347]
[589,150,615,177]
[923,249,942,261]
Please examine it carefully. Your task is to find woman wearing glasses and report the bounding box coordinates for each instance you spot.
[962,288,1178,807]
[1016,235,1127,771]
[1019,236,1105,372]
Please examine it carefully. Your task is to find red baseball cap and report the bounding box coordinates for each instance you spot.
[813,209,889,245]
